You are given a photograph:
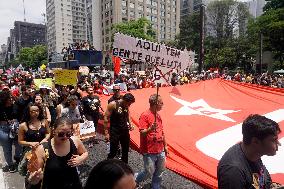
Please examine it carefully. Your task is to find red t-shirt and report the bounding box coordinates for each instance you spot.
[139,110,164,154]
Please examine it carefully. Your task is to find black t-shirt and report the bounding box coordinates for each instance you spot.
[218,143,272,189]
[0,105,17,122]
[107,95,122,104]
[81,95,100,116]
[110,101,129,132]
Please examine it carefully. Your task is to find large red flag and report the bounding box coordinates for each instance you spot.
[100,79,284,188]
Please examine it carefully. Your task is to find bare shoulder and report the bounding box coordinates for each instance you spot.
[19,122,28,130]
[108,101,116,110]
[71,136,83,147]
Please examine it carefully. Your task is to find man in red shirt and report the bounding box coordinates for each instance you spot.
[135,94,168,189]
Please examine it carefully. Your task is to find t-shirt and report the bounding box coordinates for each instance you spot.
[0,105,17,122]
[139,110,164,154]
[82,95,100,117]
[108,95,122,104]
[61,107,81,124]
[218,143,272,189]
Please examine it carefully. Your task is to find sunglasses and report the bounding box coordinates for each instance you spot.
[57,132,72,138]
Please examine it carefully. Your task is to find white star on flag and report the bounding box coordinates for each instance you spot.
[170,95,240,122]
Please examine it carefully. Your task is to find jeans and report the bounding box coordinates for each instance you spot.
[136,152,166,189]
[0,124,22,166]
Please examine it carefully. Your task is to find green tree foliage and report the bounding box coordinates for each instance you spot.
[18,45,47,69]
[248,0,284,67]
[205,47,237,69]
[176,13,200,52]
[263,0,284,11]
[112,18,156,41]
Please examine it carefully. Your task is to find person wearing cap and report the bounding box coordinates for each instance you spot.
[93,80,103,95]
[108,85,122,104]
[104,93,135,164]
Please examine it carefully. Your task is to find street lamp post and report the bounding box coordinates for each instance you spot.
[199,3,205,74]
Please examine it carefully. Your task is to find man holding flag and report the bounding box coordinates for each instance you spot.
[135,94,168,189]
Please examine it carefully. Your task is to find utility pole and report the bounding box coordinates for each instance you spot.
[259,32,263,74]
[23,0,26,22]
[199,3,205,74]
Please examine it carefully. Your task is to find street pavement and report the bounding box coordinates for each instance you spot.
[0,134,203,189]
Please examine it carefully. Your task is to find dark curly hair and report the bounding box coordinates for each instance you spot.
[242,114,281,145]
[122,93,135,103]
[22,102,45,123]
[0,91,12,106]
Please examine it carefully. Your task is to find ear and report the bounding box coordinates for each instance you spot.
[251,137,261,145]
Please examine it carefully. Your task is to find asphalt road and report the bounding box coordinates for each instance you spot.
[0,134,204,189]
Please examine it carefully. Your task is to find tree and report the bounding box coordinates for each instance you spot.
[263,0,284,11]
[248,5,284,67]
[18,45,48,69]
[112,18,156,41]
[176,13,200,52]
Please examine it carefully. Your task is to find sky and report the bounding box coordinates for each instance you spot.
[0,0,46,46]
[0,0,252,47]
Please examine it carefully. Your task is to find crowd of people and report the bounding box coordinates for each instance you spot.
[0,65,283,189]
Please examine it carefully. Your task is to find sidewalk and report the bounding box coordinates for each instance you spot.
[0,148,25,189]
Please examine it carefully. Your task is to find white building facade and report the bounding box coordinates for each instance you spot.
[98,0,181,51]
[46,0,87,54]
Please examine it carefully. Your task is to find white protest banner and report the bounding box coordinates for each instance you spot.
[103,83,127,95]
[113,33,195,85]
[79,66,89,75]
[79,121,96,140]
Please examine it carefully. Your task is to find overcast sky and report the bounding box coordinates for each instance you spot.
[0,0,45,46]
[0,0,251,47]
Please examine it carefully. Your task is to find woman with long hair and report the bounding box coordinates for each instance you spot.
[0,90,22,172]
[39,87,58,126]
[56,92,69,119]
[27,117,88,189]
[33,93,51,124]
[18,103,50,150]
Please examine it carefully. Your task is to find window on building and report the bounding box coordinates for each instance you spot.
[138,5,143,11]
[122,0,127,7]
[105,2,110,9]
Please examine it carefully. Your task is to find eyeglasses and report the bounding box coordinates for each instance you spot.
[57,132,72,138]
[113,89,120,92]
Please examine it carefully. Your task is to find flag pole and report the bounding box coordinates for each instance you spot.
[154,83,160,131]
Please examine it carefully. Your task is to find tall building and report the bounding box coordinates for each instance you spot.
[91,0,102,50]
[46,0,87,54]
[246,0,266,18]
[98,0,181,51]
[7,21,46,58]
[0,44,7,65]
[180,0,212,20]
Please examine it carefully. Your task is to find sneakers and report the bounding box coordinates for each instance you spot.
[2,164,17,173]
